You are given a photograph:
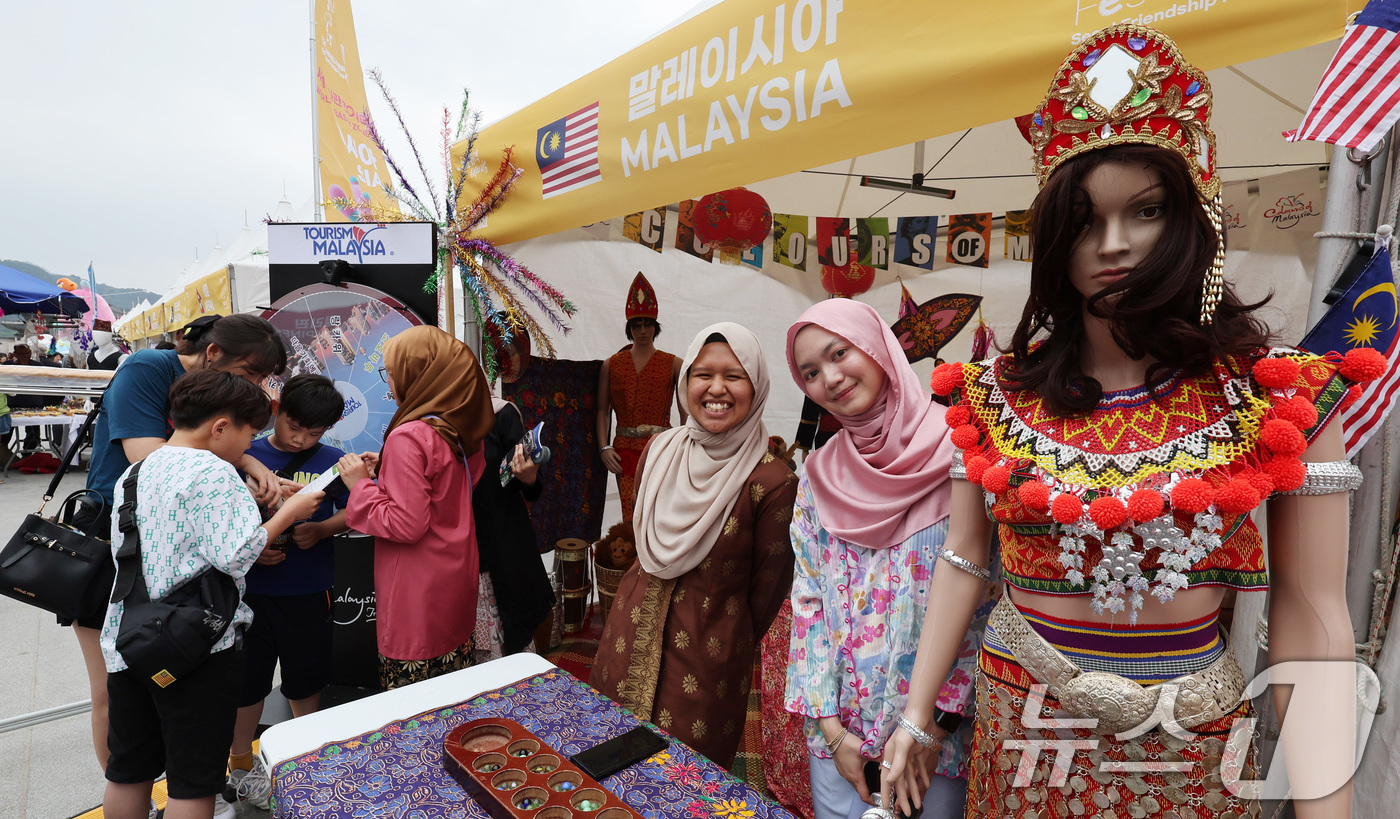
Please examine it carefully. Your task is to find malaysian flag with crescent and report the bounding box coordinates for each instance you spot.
[537,103,601,199]
[1287,0,1400,152]
[1300,242,1400,457]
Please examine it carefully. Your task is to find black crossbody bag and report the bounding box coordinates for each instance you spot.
[112,460,240,687]
[0,398,115,620]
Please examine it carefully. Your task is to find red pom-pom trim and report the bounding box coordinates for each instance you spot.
[964,455,990,485]
[1340,347,1388,383]
[1244,469,1275,499]
[1017,481,1051,513]
[1052,493,1084,525]
[1264,457,1306,492]
[930,362,966,396]
[950,425,981,449]
[981,465,1011,493]
[1214,478,1262,516]
[1260,419,1308,457]
[1342,383,1364,409]
[1171,478,1214,515]
[1088,496,1128,530]
[1253,356,1302,389]
[1127,489,1164,522]
[1273,397,1319,430]
[944,405,972,428]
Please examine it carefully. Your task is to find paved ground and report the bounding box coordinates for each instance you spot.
[0,469,270,819]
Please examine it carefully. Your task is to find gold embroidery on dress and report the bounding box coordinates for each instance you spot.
[750,483,766,504]
[682,674,699,694]
[723,517,739,536]
[618,575,676,722]
[674,630,691,649]
[691,719,708,739]
[706,636,723,659]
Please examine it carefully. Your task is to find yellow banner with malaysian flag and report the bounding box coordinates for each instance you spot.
[454,0,1352,245]
[314,0,392,222]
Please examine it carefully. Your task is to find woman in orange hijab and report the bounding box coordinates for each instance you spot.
[339,326,495,689]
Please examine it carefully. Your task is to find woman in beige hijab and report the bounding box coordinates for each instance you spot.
[590,322,798,769]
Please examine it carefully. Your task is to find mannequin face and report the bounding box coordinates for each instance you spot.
[686,343,754,434]
[792,325,887,416]
[92,330,114,347]
[1067,161,1167,302]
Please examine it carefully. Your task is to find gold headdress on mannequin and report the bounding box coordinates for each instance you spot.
[1023,25,1224,324]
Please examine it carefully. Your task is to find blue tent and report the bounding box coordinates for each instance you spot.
[0,263,87,316]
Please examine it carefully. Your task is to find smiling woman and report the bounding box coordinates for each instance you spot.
[589,322,797,771]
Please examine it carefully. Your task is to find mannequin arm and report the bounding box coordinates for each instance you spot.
[1266,420,1354,818]
[880,478,992,813]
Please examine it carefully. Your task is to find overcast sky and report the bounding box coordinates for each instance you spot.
[1,1,702,295]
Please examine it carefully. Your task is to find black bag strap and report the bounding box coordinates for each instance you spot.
[111,460,148,605]
[42,394,104,506]
[274,442,323,481]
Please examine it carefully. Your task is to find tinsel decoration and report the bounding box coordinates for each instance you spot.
[322,69,576,381]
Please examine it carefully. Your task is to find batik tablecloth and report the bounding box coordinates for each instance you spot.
[272,669,797,819]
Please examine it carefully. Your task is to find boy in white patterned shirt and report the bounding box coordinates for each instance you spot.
[99,369,323,819]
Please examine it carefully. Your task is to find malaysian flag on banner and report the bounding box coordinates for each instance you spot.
[1300,243,1400,456]
[1287,0,1400,152]
[536,103,601,199]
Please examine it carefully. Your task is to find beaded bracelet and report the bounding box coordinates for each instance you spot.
[825,726,849,753]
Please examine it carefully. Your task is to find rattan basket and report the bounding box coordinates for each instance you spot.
[594,554,626,626]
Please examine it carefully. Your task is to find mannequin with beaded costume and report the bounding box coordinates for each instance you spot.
[881,24,1380,819]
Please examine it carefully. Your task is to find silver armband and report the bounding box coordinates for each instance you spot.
[939,548,990,581]
[950,449,967,480]
[1279,460,1363,496]
[896,714,942,749]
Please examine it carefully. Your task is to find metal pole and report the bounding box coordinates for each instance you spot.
[0,700,92,735]
[310,0,323,222]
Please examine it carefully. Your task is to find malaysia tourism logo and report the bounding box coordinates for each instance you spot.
[1223,202,1247,232]
[1263,194,1318,230]
[300,224,388,263]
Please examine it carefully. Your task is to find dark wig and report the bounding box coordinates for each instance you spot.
[177,314,288,378]
[625,318,661,340]
[1002,144,1270,416]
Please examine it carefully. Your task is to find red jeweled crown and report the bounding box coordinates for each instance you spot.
[1027,24,1217,201]
[1025,24,1225,325]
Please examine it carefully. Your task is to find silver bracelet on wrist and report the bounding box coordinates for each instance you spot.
[896,714,941,749]
[939,548,990,581]
[600,445,615,453]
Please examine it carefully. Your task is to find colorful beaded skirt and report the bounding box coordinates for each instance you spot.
[966,609,1261,819]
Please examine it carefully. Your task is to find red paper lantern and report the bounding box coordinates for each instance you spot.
[694,187,772,254]
[820,262,876,298]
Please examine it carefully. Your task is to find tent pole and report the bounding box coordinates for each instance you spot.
[310,0,322,222]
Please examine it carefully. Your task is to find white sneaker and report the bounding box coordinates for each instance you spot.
[229,756,273,810]
[213,793,236,819]
[148,798,159,819]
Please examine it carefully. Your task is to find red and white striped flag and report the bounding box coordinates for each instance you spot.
[1287,0,1400,152]
[536,103,601,200]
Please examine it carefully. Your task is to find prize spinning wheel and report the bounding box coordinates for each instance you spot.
[261,283,423,455]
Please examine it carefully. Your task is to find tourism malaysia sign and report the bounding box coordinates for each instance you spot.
[453,0,1352,246]
[267,222,437,266]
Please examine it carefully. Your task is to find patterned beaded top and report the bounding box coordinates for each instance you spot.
[931,348,1384,622]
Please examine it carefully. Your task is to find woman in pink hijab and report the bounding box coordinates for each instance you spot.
[784,300,996,819]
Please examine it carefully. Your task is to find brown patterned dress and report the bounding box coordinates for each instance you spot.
[590,453,798,769]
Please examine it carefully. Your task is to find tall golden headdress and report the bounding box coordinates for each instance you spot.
[1023,25,1225,324]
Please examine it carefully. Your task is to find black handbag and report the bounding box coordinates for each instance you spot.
[112,460,240,686]
[0,399,114,621]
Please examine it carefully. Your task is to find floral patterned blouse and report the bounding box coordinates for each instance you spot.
[784,473,998,779]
